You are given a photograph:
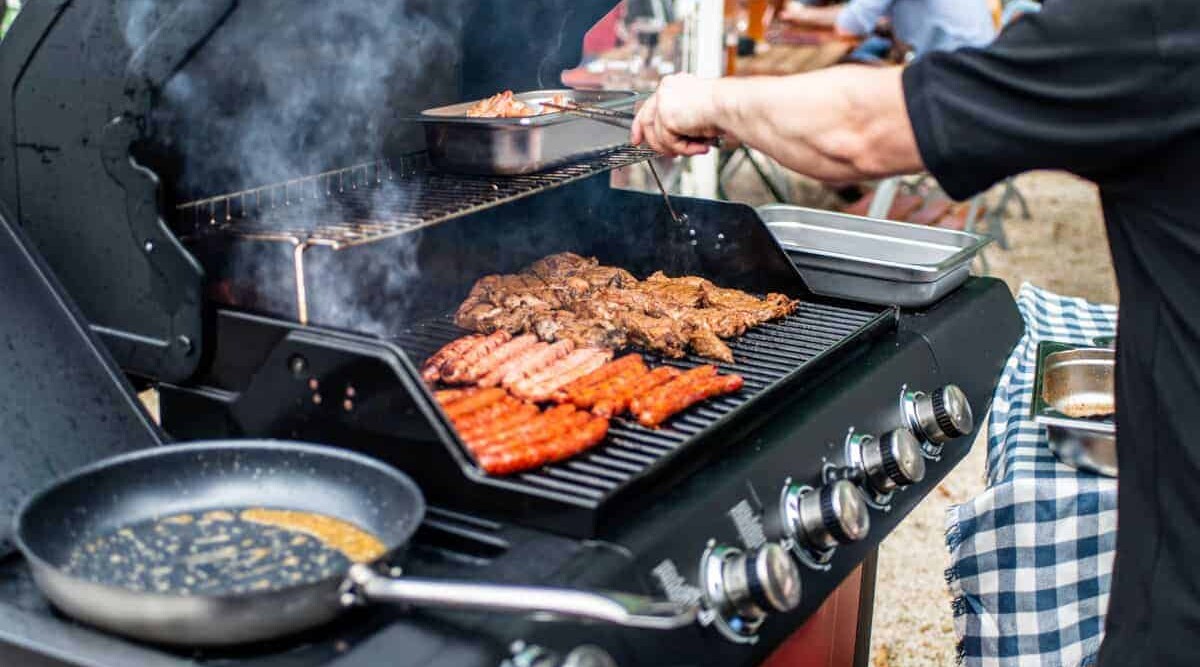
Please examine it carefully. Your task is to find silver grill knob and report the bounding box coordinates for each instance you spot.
[861,429,926,494]
[779,480,870,552]
[702,543,802,624]
[905,385,973,445]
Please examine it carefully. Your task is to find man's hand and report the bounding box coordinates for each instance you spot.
[630,66,924,184]
[631,74,724,157]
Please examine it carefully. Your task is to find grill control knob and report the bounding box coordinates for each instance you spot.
[702,543,802,628]
[905,385,973,445]
[560,646,618,667]
[861,429,926,494]
[776,480,870,553]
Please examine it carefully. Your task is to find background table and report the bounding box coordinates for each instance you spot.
[946,284,1117,667]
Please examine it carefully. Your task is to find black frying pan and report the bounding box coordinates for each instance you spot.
[12,441,696,647]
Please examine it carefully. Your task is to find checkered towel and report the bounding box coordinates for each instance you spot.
[946,283,1118,667]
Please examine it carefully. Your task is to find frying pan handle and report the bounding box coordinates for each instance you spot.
[346,565,697,630]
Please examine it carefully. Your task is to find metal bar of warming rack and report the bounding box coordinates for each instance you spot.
[176,146,659,250]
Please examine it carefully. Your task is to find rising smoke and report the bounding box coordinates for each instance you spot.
[117,0,469,335]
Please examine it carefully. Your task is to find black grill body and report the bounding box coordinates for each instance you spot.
[0,280,1023,667]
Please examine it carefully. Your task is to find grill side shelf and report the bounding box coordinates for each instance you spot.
[391,300,895,527]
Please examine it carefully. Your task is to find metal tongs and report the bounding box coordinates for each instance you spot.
[542,100,720,226]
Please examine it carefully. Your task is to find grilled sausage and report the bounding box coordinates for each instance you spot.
[479,341,549,388]
[443,387,508,420]
[458,402,540,444]
[435,387,479,405]
[511,348,613,402]
[440,331,512,385]
[477,416,610,475]
[592,365,681,418]
[633,373,744,428]
[423,336,484,383]
[553,354,645,403]
[471,404,578,451]
[569,359,649,409]
[451,395,525,431]
[499,340,575,388]
[456,334,539,384]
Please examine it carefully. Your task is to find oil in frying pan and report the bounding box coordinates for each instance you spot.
[63,509,387,596]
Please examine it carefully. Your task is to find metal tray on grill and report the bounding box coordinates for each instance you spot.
[758,205,990,308]
[414,89,647,175]
[1031,341,1117,477]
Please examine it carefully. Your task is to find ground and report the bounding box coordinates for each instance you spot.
[725,165,1117,666]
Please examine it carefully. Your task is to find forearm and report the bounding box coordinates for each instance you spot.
[712,66,922,182]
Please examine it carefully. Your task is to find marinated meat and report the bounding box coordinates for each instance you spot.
[453,253,797,361]
[465,91,569,118]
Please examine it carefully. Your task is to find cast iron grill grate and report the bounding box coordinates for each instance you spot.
[176,146,659,248]
[391,300,893,507]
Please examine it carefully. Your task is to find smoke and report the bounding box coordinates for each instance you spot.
[117,0,470,335]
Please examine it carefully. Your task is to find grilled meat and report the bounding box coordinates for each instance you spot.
[477,415,609,475]
[439,331,512,385]
[632,368,745,428]
[453,253,796,361]
[592,365,679,418]
[465,91,569,118]
[442,387,508,420]
[500,340,575,388]
[510,348,614,402]
[423,335,484,383]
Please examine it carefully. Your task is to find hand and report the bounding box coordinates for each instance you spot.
[630,74,724,157]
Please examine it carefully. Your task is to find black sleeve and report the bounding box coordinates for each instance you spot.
[903,0,1200,200]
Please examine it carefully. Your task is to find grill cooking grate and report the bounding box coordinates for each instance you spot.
[392,301,892,506]
[176,147,659,248]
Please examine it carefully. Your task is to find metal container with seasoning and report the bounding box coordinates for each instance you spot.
[1032,342,1117,477]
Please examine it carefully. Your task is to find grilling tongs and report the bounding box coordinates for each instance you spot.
[543,100,722,226]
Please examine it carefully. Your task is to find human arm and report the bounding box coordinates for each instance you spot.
[630,67,922,183]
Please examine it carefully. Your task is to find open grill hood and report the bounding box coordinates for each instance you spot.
[0,0,618,382]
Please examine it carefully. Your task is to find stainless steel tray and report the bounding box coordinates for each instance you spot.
[757,205,990,308]
[414,89,646,175]
[1031,341,1117,477]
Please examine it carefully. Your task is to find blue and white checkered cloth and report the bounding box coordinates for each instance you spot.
[946,283,1118,667]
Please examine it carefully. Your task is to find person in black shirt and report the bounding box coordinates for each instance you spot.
[632,1,1200,664]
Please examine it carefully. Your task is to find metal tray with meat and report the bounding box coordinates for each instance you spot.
[413,89,647,175]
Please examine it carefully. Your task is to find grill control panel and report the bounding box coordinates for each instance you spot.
[613,323,987,664]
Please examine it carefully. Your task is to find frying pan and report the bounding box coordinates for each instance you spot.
[12,441,697,647]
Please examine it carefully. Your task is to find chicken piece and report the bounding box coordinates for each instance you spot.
[687,324,735,363]
[524,252,597,281]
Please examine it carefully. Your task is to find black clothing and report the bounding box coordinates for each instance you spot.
[903,1,1200,664]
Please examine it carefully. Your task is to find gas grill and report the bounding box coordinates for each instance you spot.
[0,1,1024,666]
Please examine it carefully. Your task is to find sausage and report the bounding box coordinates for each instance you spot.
[569,360,649,409]
[633,373,744,428]
[459,334,539,384]
[435,387,478,405]
[478,416,609,475]
[592,365,681,418]
[471,404,579,451]
[442,387,508,420]
[510,348,613,402]
[458,402,540,443]
[439,331,512,385]
[479,341,549,388]
[422,335,483,383]
[499,340,575,388]
[450,395,525,431]
[553,354,645,403]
